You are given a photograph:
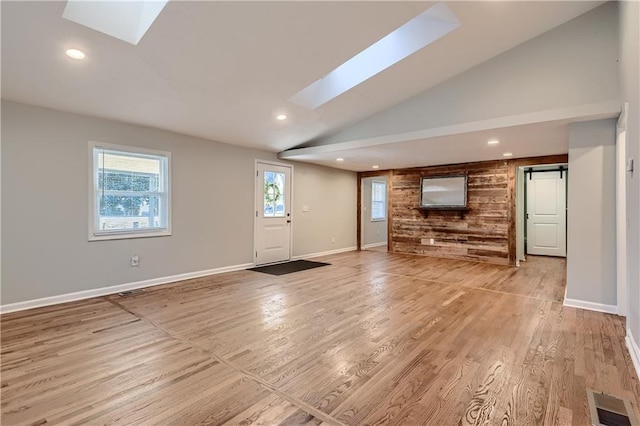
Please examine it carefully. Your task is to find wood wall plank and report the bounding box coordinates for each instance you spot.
[390,160,511,264]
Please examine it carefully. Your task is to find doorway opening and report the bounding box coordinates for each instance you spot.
[361,176,388,252]
[357,171,392,252]
[516,163,568,264]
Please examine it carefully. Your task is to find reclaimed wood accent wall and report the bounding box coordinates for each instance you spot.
[391,160,511,264]
[357,154,569,265]
[356,155,569,265]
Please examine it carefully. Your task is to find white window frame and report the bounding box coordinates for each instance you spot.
[371,180,386,221]
[88,141,172,241]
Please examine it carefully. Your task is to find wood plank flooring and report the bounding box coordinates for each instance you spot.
[2,251,638,425]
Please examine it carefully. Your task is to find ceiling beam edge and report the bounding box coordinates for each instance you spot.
[278,100,621,160]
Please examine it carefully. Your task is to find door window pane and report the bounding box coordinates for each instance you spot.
[264,171,285,217]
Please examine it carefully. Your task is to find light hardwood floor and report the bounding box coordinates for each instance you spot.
[2,251,638,425]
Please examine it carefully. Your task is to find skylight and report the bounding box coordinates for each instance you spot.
[62,0,168,46]
[289,2,460,110]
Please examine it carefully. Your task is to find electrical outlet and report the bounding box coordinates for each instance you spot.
[131,255,139,267]
[331,237,336,244]
[429,238,435,245]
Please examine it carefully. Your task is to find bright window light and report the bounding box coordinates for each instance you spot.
[63,0,168,46]
[371,181,386,221]
[289,2,460,109]
[89,142,171,241]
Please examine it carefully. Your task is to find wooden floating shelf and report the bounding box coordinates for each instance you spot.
[417,207,469,218]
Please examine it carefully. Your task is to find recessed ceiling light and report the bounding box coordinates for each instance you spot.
[488,139,500,145]
[65,48,85,60]
[503,152,513,157]
[276,114,287,121]
[372,165,380,169]
[336,158,344,162]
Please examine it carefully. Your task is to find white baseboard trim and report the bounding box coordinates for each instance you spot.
[292,246,357,260]
[627,328,640,380]
[563,298,618,314]
[361,242,388,250]
[2,246,360,314]
[0,262,254,315]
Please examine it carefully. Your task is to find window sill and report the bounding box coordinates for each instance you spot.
[370,218,386,222]
[89,229,171,242]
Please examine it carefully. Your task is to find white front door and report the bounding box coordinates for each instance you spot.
[526,170,567,257]
[255,162,292,265]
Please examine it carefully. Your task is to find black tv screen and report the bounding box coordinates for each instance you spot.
[420,175,467,208]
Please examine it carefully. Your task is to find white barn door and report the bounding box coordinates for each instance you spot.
[526,170,567,257]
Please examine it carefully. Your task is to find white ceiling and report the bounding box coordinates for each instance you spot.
[2,1,605,164]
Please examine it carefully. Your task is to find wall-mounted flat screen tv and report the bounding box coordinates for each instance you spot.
[420,175,467,208]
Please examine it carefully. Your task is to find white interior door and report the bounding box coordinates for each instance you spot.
[526,170,567,257]
[255,162,292,265]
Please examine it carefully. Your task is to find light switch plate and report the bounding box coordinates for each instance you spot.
[627,158,634,172]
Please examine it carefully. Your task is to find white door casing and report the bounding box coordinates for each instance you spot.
[526,170,567,257]
[255,161,292,266]
[616,102,628,316]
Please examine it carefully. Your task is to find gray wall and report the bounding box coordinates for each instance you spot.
[566,119,617,306]
[313,2,619,147]
[1,101,356,305]
[292,163,356,256]
[619,1,640,337]
[361,176,387,247]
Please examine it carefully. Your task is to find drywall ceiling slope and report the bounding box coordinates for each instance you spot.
[2,1,604,153]
[304,2,620,149]
[279,2,620,171]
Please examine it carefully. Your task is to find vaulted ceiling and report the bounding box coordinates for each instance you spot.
[2,1,611,170]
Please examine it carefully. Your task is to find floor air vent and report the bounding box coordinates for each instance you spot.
[117,289,144,297]
[588,389,638,426]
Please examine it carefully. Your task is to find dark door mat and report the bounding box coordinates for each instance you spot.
[248,260,330,276]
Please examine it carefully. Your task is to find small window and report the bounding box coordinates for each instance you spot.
[89,142,171,241]
[371,180,386,221]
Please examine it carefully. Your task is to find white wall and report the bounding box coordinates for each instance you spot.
[312,2,619,147]
[566,119,617,307]
[1,101,356,306]
[361,176,388,248]
[618,1,640,340]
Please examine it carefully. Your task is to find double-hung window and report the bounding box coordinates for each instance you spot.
[89,142,171,241]
[371,180,386,221]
